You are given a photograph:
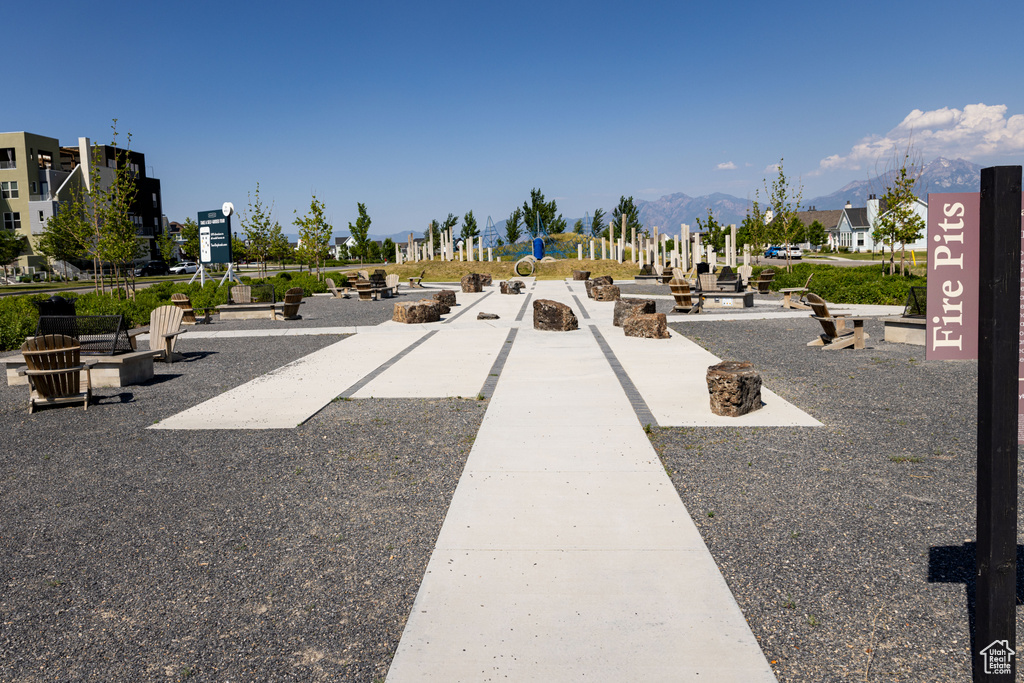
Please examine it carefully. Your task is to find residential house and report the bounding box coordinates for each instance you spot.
[795,207,843,249]
[828,196,928,253]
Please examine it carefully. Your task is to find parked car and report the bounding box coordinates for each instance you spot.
[785,246,803,259]
[764,245,782,258]
[133,260,170,277]
[169,261,199,274]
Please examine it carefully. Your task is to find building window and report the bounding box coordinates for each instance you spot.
[152,192,158,208]
[1,181,18,199]
[37,150,53,170]
[3,212,21,231]
[0,148,15,170]
[30,181,37,194]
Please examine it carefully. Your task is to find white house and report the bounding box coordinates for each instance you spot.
[830,195,928,252]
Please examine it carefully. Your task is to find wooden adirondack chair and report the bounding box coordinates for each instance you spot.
[698,273,718,292]
[669,278,701,314]
[326,277,350,299]
[409,270,425,288]
[752,268,775,294]
[806,293,869,350]
[780,273,814,310]
[230,285,252,304]
[170,292,197,324]
[19,334,95,413]
[385,273,399,296]
[279,287,304,319]
[737,265,753,290]
[149,305,187,362]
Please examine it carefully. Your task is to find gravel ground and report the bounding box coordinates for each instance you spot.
[0,299,487,682]
[2,285,1009,682]
[659,316,1017,682]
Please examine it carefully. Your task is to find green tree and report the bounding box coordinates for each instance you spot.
[92,121,142,296]
[37,186,92,279]
[805,220,827,250]
[240,183,274,277]
[461,210,479,240]
[872,151,925,276]
[156,227,179,263]
[573,218,584,234]
[522,188,566,236]
[179,218,200,261]
[366,240,382,263]
[738,189,771,263]
[382,237,396,262]
[695,208,727,252]
[763,159,803,271]
[348,203,372,262]
[269,223,291,265]
[591,208,606,237]
[230,234,247,263]
[293,194,332,279]
[505,207,523,244]
[610,196,642,243]
[0,230,28,280]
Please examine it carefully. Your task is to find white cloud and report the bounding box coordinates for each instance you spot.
[816,103,1024,172]
[716,161,737,170]
[764,163,780,173]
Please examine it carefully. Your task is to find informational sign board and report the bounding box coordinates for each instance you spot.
[197,209,232,264]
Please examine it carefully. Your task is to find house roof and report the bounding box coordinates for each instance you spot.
[843,207,870,229]
[796,209,843,230]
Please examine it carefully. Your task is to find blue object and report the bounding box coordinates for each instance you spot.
[533,237,545,260]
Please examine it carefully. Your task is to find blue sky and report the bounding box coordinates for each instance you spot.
[7,0,1024,236]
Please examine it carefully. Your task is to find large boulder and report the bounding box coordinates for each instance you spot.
[393,299,441,324]
[592,285,621,302]
[613,298,657,327]
[500,280,524,295]
[478,273,493,287]
[461,273,483,293]
[572,270,591,281]
[586,275,614,299]
[533,299,578,331]
[623,313,670,339]
[433,289,456,314]
[706,361,763,417]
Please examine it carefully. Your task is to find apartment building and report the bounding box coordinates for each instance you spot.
[0,131,164,270]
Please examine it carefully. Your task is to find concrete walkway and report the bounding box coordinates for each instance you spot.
[151,278,839,680]
[385,281,778,681]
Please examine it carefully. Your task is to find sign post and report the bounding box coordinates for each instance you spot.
[192,204,240,287]
[975,165,1022,681]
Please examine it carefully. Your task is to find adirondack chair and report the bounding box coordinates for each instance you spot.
[230,285,252,304]
[669,278,701,314]
[385,273,400,296]
[806,293,869,350]
[752,268,775,294]
[148,305,187,362]
[18,334,95,413]
[697,273,718,293]
[780,274,814,310]
[369,271,390,298]
[737,265,753,290]
[170,293,197,324]
[409,270,425,288]
[715,266,741,291]
[326,277,350,299]
[279,287,304,320]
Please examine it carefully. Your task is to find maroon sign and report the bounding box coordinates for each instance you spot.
[926,193,980,361]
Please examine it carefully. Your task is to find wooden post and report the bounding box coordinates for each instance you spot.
[975,165,1022,682]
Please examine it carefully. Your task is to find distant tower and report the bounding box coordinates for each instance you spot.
[582,211,592,235]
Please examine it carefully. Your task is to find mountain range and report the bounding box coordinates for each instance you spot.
[350,156,982,239]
